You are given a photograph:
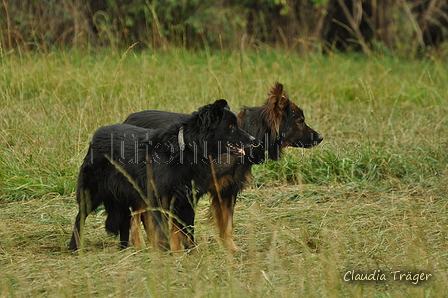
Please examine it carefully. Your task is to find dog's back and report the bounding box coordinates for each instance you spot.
[124,110,191,129]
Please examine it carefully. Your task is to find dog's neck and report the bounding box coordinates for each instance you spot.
[176,125,212,160]
[239,107,285,162]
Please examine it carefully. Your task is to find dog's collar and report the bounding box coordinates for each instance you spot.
[178,126,185,151]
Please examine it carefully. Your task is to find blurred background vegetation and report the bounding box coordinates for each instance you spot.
[1,0,447,55]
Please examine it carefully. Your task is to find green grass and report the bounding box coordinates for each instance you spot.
[0,48,447,296]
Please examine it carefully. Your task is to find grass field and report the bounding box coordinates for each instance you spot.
[0,48,447,297]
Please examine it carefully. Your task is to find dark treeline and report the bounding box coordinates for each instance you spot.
[1,0,447,54]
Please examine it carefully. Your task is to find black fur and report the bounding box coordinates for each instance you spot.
[69,99,254,251]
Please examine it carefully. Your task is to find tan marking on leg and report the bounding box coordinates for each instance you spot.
[209,163,240,251]
[220,199,240,251]
[130,210,145,249]
[170,222,183,252]
[141,209,154,246]
[211,194,240,251]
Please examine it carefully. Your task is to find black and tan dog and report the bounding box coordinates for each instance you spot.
[124,83,323,250]
[69,99,254,251]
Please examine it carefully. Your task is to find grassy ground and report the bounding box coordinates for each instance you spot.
[0,48,447,297]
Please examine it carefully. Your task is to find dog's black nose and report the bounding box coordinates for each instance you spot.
[313,134,323,146]
[249,135,261,146]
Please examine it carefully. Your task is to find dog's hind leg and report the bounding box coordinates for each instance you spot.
[169,220,194,252]
[104,202,132,249]
[130,208,146,249]
[119,207,131,249]
[170,221,183,252]
[135,158,158,249]
[136,194,171,251]
[169,204,195,252]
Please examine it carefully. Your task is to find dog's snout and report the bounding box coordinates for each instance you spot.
[311,132,323,144]
[240,128,256,144]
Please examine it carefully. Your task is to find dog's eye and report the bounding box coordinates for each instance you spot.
[228,125,234,130]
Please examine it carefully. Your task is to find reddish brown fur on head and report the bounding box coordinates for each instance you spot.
[261,82,289,139]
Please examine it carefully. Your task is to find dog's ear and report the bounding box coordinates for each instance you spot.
[268,82,289,110]
[196,99,229,130]
[214,99,230,111]
[261,82,290,137]
[209,99,229,122]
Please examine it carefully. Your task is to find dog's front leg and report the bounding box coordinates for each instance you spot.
[210,192,240,251]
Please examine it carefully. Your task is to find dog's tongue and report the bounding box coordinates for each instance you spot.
[228,143,246,155]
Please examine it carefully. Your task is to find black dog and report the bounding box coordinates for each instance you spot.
[69,99,255,251]
[124,83,323,250]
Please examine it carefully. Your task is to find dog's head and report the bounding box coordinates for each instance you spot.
[265,82,323,148]
[281,102,323,148]
[188,99,255,157]
[240,82,323,161]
